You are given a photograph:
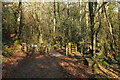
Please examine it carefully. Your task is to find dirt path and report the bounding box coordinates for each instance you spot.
[2,48,93,78]
[11,56,65,78]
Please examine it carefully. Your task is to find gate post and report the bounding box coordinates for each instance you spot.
[48,45,50,55]
[66,45,68,56]
[81,47,83,57]
[45,46,47,55]
[68,43,71,55]
[75,44,77,52]
[22,43,26,52]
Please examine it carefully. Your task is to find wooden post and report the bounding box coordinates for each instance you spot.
[71,43,74,53]
[27,44,30,51]
[22,43,26,52]
[75,44,77,52]
[66,45,68,56]
[32,47,35,54]
[48,47,50,54]
[41,46,44,54]
[81,47,83,57]
[48,43,51,54]
[45,47,47,55]
[68,43,71,55]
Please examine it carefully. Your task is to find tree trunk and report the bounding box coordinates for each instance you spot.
[93,2,97,57]
[17,0,22,40]
[118,2,120,62]
[93,34,96,56]
[53,0,56,38]
[37,25,41,43]
[89,2,94,57]
[118,2,120,39]
[104,5,118,62]
[95,11,102,55]
[118,2,120,40]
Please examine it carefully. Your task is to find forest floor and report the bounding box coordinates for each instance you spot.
[2,48,120,78]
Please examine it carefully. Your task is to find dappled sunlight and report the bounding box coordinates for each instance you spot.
[58,56,92,78]
[35,55,44,59]
[60,61,69,67]
[37,64,49,69]
[2,1,120,79]
[2,48,120,78]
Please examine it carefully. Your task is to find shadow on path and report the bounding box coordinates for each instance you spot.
[2,49,94,78]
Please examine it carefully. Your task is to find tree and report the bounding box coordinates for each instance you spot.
[89,2,94,56]
[17,0,23,40]
[53,0,56,39]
